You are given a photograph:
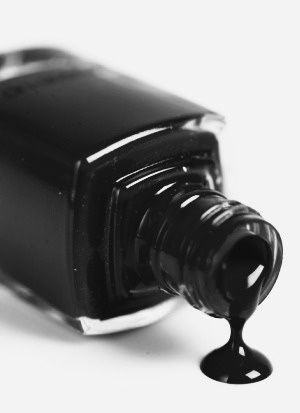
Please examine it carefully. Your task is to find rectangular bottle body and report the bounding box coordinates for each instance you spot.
[0,49,224,333]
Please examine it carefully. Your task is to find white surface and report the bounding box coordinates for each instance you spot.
[0,1,298,412]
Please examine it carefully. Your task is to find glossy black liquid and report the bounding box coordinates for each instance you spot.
[200,236,273,384]
[200,319,272,384]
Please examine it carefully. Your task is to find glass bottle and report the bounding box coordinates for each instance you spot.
[0,48,282,334]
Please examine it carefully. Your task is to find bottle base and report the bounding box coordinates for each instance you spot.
[0,270,178,335]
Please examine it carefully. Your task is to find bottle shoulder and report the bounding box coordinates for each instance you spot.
[0,48,215,161]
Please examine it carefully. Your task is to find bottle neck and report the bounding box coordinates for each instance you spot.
[134,184,282,319]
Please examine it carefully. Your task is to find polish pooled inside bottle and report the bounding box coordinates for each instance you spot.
[200,235,274,384]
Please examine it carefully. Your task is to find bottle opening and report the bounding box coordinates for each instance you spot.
[217,235,271,301]
[136,186,282,319]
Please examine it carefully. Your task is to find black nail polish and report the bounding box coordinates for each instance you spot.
[0,48,283,382]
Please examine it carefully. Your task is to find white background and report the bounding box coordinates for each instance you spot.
[0,1,298,412]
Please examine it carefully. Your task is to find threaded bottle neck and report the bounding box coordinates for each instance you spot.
[135,184,282,319]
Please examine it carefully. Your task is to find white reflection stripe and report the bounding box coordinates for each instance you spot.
[126,167,173,189]
[180,194,200,208]
[86,127,169,163]
[247,264,264,288]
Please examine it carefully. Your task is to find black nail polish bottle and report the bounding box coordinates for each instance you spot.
[0,48,282,335]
